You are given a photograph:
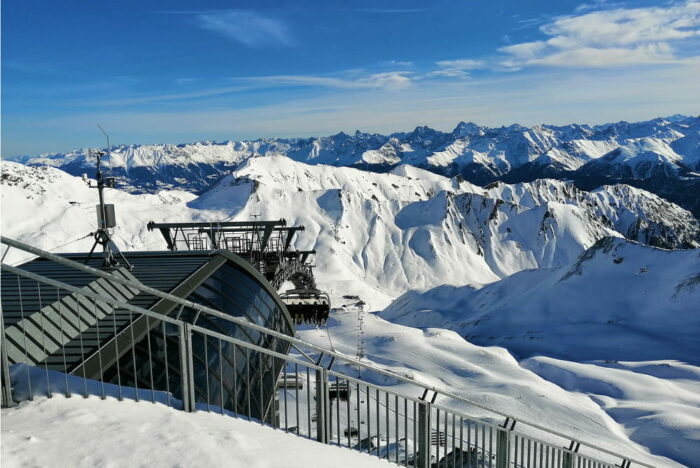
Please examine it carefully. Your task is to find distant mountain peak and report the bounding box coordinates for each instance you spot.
[6,115,699,218]
[452,121,481,137]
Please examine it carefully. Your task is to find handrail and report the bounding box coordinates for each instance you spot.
[0,236,655,467]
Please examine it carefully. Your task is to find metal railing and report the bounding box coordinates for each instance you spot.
[0,236,656,468]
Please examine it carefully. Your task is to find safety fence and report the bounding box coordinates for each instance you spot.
[1,236,653,468]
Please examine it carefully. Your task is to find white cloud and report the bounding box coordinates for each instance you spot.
[427,69,471,79]
[196,10,294,47]
[435,59,484,69]
[500,1,700,68]
[239,72,413,91]
[358,72,413,90]
[8,59,700,155]
[381,60,414,67]
[533,44,676,68]
[428,59,485,79]
[84,72,414,108]
[25,60,700,151]
[499,42,548,59]
[87,86,254,106]
[574,1,626,13]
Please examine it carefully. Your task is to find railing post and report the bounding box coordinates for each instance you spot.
[496,427,511,468]
[315,368,330,443]
[417,400,431,468]
[564,441,580,468]
[563,451,575,468]
[179,323,195,412]
[1,312,16,408]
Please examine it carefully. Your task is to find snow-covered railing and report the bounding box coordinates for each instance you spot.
[0,236,652,468]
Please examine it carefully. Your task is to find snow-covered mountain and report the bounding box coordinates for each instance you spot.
[577,139,686,179]
[479,179,699,249]
[8,115,700,217]
[2,153,699,467]
[2,156,698,302]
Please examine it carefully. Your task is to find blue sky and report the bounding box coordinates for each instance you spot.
[2,0,699,155]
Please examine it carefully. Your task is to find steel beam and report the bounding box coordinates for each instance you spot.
[148,220,286,230]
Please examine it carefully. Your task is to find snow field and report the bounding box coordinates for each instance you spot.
[1,395,394,468]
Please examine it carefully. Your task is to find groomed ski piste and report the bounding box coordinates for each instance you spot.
[2,154,699,467]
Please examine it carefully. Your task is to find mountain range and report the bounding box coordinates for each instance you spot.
[2,155,698,302]
[8,115,700,218]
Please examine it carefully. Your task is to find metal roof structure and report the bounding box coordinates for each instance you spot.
[2,249,295,420]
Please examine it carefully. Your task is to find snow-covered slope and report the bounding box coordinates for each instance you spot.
[479,179,700,249]
[521,357,700,466]
[0,162,201,262]
[218,157,609,299]
[577,139,686,179]
[670,130,700,170]
[296,297,691,467]
[378,237,700,466]
[381,236,700,363]
[178,156,698,302]
[1,396,393,468]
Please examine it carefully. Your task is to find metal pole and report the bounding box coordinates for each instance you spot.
[179,323,195,412]
[97,124,111,173]
[417,400,431,468]
[563,441,579,468]
[496,427,511,468]
[1,312,16,407]
[315,368,329,443]
[563,450,575,468]
[96,153,107,233]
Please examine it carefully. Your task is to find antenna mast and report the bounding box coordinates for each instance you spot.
[83,127,132,270]
[97,124,112,173]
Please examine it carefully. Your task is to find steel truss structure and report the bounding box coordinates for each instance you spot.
[147,220,330,324]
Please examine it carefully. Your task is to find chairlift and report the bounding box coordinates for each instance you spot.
[328,380,350,401]
[277,373,304,389]
[280,288,331,325]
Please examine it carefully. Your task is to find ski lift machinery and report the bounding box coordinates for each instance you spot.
[146,219,331,325]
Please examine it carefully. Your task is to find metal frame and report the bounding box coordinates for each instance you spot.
[147,219,319,292]
[147,220,292,254]
[0,236,656,468]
